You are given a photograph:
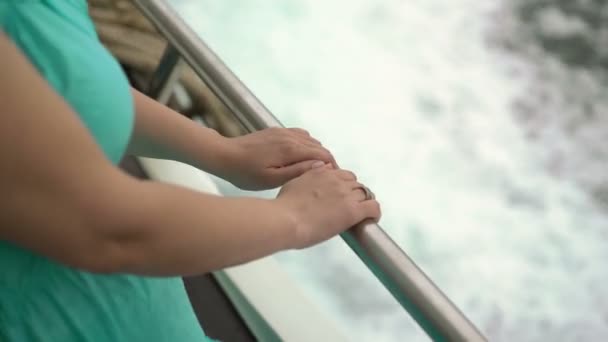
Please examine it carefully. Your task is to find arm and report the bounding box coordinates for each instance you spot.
[129,89,336,190]
[0,33,380,276]
[127,88,230,176]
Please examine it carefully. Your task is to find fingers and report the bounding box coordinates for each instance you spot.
[285,129,331,155]
[271,160,328,185]
[357,200,382,222]
[288,128,324,145]
[266,127,328,157]
[341,179,381,224]
[342,181,373,203]
[309,167,358,184]
[288,128,311,137]
[335,170,357,181]
[350,186,367,202]
[287,128,320,145]
[282,142,334,166]
[274,128,339,167]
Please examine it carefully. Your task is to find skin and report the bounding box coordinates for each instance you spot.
[0,32,381,277]
[129,87,339,190]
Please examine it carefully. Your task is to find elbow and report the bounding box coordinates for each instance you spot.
[72,238,137,275]
[2,161,149,275]
[77,217,148,276]
[40,227,138,274]
[56,220,142,274]
[65,181,148,275]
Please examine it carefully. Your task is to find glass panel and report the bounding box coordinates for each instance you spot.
[168,1,608,341]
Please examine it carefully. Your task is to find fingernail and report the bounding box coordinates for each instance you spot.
[311,161,325,168]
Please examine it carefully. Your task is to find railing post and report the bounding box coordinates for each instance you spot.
[148,44,182,104]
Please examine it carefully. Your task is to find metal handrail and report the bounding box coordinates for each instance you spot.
[130,1,487,340]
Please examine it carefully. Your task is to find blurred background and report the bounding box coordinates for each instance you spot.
[97,0,608,340]
[169,0,608,341]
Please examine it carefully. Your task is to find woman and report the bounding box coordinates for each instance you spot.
[0,1,380,341]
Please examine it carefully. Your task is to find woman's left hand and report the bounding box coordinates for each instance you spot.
[219,127,336,190]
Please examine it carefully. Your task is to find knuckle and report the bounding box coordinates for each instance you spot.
[275,128,289,137]
[372,200,381,211]
[338,170,356,180]
[266,127,280,136]
[318,153,332,163]
[279,133,293,142]
[331,177,343,187]
[290,127,308,134]
[325,178,341,190]
[370,201,381,217]
[332,170,344,180]
[314,147,325,155]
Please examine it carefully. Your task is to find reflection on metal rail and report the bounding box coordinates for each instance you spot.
[130,0,487,340]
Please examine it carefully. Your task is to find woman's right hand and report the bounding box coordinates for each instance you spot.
[275,164,381,249]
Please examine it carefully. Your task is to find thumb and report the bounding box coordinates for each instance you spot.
[273,160,326,183]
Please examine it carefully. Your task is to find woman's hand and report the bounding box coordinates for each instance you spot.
[128,91,335,190]
[275,164,381,249]
[220,127,337,190]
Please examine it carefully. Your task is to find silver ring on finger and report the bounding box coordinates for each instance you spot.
[361,185,375,201]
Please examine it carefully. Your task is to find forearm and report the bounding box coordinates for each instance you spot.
[128,88,232,176]
[15,165,296,276]
[108,179,296,276]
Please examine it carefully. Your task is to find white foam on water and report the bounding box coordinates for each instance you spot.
[170,0,608,340]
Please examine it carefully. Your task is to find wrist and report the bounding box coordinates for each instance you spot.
[195,128,240,177]
[272,197,304,250]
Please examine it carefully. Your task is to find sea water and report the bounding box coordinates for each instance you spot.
[169,0,608,340]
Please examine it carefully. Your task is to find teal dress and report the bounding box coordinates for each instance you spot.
[0,1,210,341]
